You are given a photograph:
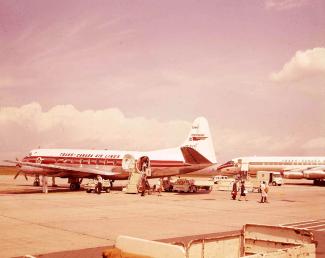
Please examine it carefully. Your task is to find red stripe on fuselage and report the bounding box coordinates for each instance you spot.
[22,156,186,168]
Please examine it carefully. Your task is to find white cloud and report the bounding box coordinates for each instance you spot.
[0,103,323,164]
[270,47,325,82]
[265,0,308,10]
[0,103,191,161]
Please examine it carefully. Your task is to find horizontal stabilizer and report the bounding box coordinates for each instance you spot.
[180,147,212,165]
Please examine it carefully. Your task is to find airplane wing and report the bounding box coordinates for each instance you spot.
[4,160,120,177]
[284,165,325,172]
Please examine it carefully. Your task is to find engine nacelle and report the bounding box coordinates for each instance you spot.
[283,171,304,179]
[303,170,325,179]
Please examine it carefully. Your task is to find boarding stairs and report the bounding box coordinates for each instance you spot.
[124,171,142,194]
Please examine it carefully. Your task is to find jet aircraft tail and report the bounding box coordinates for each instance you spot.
[181,117,217,164]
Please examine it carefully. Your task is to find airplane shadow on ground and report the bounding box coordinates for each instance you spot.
[0,186,72,194]
[0,185,126,195]
[175,191,213,195]
[284,182,325,187]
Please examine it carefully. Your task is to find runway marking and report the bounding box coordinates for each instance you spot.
[279,219,325,227]
[280,219,325,232]
[303,224,325,229]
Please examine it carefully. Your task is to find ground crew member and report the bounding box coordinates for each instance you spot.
[42,175,48,194]
[157,178,163,196]
[96,175,103,194]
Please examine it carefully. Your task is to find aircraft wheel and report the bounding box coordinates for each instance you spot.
[86,189,92,193]
[272,182,277,186]
[70,183,77,191]
[105,188,110,193]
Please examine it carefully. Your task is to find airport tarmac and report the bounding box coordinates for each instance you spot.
[0,175,325,257]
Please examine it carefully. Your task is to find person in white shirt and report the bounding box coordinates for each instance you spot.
[260,181,268,203]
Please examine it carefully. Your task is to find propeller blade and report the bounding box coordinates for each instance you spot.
[14,158,22,168]
[24,174,28,181]
[14,171,20,180]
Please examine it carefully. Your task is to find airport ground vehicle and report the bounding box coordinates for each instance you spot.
[84,179,111,193]
[104,224,316,258]
[213,175,228,184]
[250,171,283,192]
[172,178,213,193]
[160,177,177,192]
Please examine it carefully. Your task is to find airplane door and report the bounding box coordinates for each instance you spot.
[137,156,151,177]
[241,162,249,172]
[240,159,249,179]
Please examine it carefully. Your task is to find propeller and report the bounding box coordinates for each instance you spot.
[13,158,28,181]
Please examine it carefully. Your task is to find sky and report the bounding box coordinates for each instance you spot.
[0,0,324,164]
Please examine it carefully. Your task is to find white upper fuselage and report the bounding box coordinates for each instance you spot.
[27,147,184,162]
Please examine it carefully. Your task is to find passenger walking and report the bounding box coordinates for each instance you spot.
[238,180,248,201]
[260,181,268,203]
[140,174,147,196]
[157,178,163,196]
[95,175,103,194]
[231,180,238,200]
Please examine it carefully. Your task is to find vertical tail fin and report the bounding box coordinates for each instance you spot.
[181,117,217,164]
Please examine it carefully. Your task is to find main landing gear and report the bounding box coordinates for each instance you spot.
[33,175,40,186]
[313,179,325,186]
[69,178,83,191]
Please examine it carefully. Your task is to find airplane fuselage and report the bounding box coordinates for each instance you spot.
[218,156,325,180]
[20,148,209,180]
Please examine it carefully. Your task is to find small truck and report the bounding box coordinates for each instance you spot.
[84,179,111,193]
[172,178,214,193]
[250,171,283,192]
